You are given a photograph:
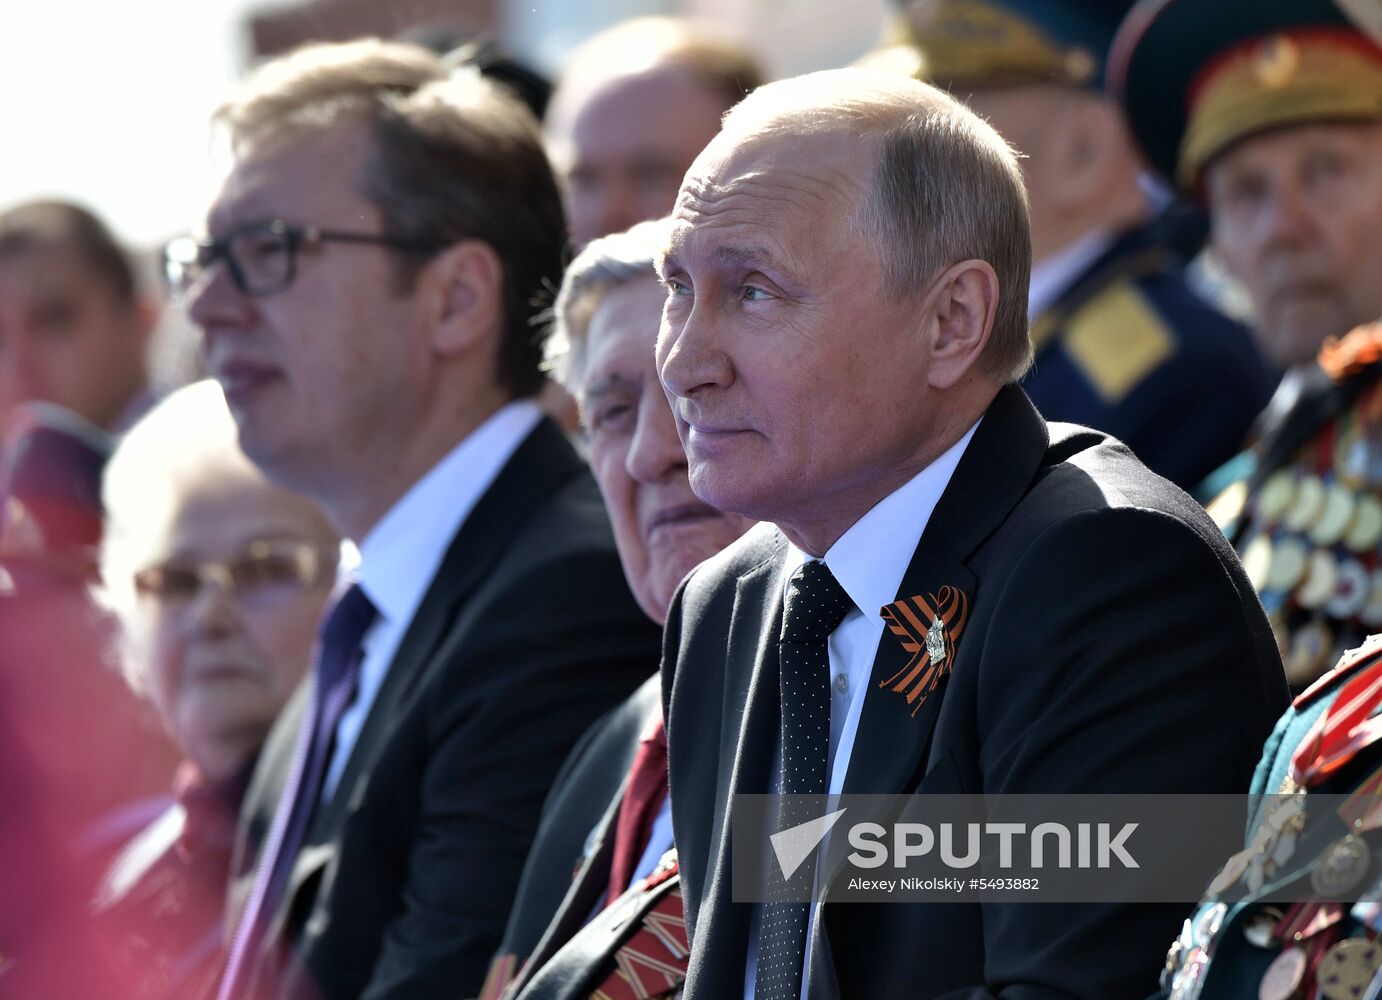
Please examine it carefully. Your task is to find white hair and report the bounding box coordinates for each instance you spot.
[544,217,670,390]
[96,380,280,692]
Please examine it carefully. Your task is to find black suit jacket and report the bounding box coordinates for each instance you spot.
[229,417,661,999]
[500,674,661,983]
[493,675,664,1000]
[662,386,1289,1000]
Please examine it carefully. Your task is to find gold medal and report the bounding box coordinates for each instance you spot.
[1286,621,1335,687]
[1296,550,1341,610]
[1284,475,1326,533]
[1208,849,1252,897]
[1265,537,1310,594]
[1258,945,1307,1000]
[1318,938,1382,1000]
[1208,480,1250,533]
[1347,494,1382,552]
[1243,533,1275,592]
[1312,485,1358,546]
[1311,833,1372,897]
[1328,558,1372,619]
[1258,470,1298,524]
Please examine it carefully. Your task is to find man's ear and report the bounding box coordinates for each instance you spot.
[925,259,998,390]
[419,239,504,358]
[1046,96,1124,210]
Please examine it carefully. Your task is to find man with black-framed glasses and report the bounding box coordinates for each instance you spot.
[176,38,658,1000]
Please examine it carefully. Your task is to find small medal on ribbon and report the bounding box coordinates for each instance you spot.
[879,585,970,717]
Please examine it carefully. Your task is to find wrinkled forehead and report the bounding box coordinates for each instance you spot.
[663,127,873,259]
[1208,119,1382,179]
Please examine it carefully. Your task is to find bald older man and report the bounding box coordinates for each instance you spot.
[656,69,1286,999]
[544,18,762,250]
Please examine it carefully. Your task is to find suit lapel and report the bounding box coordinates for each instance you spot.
[305,418,584,843]
[512,785,627,994]
[842,384,1049,798]
[690,540,791,994]
[235,412,586,976]
[805,387,1049,989]
[841,532,976,797]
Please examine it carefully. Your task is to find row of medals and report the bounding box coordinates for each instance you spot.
[1223,465,1382,686]
[1163,777,1382,1000]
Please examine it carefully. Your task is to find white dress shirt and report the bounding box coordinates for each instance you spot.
[320,400,543,799]
[744,419,980,1000]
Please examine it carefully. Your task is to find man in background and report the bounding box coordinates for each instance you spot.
[178,39,658,998]
[0,200,160,557]
[895,0,1277,491]
[0,200,156,437]
[1114,0,1382,690]
[544,17,763,251]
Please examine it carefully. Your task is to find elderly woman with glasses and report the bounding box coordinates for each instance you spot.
[92,379,339,999]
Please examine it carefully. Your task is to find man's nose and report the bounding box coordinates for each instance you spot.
[657,303,734,402]
[186,260,256,342]
[183,575,242,640]
[626,391,686,486]
[1259,179,1319,249]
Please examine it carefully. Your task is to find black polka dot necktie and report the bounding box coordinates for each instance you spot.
[755,560,854,1000]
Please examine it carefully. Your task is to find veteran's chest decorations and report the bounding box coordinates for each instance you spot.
[1162,647,1382,1000]
[1213,370,1382,691]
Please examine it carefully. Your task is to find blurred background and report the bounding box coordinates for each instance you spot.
[0,0,889,253]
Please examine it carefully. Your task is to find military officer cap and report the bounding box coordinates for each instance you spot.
[871,0,1137,90]
[1109,0,1382,191]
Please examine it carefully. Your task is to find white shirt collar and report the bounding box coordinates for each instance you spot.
[1028,228,1116,320]
[783,419,982,619]
[353,400,543,626]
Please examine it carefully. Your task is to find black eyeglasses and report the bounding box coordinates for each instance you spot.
[163,220,446,299]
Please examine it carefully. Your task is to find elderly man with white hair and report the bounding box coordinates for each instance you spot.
[656,69,1288,998]
[480,218,754,1000]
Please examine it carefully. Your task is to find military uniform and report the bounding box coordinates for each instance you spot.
[1024,218,1275,490]
[1204,327,1382,689]
[881,0,1276,492]
[1112,0,1382,692]
[1159,635,1382,1000]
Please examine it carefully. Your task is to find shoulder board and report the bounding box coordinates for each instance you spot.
[1061,280,1176,404]
[1293,635,1382,710]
